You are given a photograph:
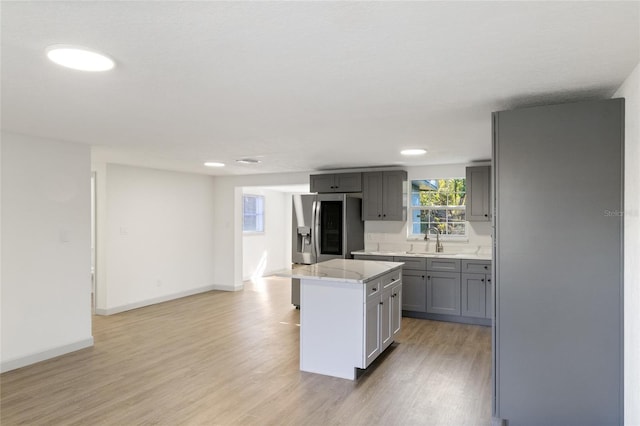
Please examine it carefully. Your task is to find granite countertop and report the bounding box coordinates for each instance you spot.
[352,250,492,261]
[276,259,404,284]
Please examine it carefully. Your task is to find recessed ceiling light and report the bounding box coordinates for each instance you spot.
[236,158,261,164]
[204,162,225,167]
[46,45,115,72]
[400,149,427,156]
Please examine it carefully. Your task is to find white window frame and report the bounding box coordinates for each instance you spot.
[243,194,265,234]
[407,178,468,241]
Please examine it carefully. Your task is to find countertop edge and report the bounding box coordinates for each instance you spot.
[351,250,492,261]
[275,260,404,283]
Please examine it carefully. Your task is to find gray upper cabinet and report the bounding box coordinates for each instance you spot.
[362,171,407,221]
[465,166,491,221]
[310,173,362,193]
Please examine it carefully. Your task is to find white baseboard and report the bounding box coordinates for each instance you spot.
[94,284,236,316]
[1,337,94,373]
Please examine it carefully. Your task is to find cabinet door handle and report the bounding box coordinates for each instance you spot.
[372,287,377,291]
[427,275,431,279]
[379,301,384,305]
[484,214,488,217]
[378,214,382,218]
[392,293,397,297]
[487,279,492,283]
[383,214,386,218]
[421,275,425,279]
[481,279,485,282]
[484,265,488,270]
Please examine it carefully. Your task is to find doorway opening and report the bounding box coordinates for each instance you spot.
[91,172,96,313]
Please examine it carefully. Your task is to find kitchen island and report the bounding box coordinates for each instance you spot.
[279,259,404,380]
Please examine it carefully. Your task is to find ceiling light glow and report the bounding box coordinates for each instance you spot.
[204,162,225,167]
[46,45,115,72]
[400,149,427,156]
[236,158,261,164]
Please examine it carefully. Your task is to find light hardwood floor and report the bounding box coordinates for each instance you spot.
[1,277,492,425]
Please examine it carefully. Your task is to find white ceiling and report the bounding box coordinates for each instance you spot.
[1,1,639,176]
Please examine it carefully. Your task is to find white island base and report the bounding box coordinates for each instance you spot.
[288,259,404,380]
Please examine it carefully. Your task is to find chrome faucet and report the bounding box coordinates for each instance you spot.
[424,227,444,253]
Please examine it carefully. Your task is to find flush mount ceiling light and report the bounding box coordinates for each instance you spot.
[400,148,427,156]
[236,158,261,164]
[204,162,225,167]
[46,45,115,72]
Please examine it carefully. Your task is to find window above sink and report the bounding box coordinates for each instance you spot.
[407,178,468,241]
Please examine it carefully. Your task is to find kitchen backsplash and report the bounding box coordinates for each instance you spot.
[363,220,492,255]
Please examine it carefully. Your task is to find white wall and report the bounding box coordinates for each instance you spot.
[94,164,218,314]
[615,61,640,426]
[364,163,492,254]
[1,132,93,372]
[241,187,289,280]
[212,172,310,290]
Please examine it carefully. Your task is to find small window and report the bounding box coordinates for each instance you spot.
[243,195,265,233]
[409,178,467,239]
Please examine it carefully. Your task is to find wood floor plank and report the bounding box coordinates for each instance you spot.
[1,276,491,425]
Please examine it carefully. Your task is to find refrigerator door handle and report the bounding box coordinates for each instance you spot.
[313,198,320,263]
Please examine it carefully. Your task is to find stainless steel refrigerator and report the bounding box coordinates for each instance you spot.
[290,193,364,307]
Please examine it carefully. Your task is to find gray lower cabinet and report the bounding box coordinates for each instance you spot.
[364,297,381,364]
[485,276,492,319]
[426,272,461,315]
[364,270,402,368]
[461,273,488,318]
[461,260,492,319]
[354,254,394,262]
[355,253,490,324]
[394,256,427,313]
[427,258,461,273]
[400,270,427,312]
[391,282,402,337]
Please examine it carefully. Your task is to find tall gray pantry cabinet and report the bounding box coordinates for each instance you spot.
[493,99,623,425]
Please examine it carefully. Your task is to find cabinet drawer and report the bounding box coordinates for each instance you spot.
[365,270,400,301]
[366,278,382,300]
[427,258,461,272]
[394,256,427,270]
[461,260,491,274]
[354,254,395,262]
[380,269,401,289]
